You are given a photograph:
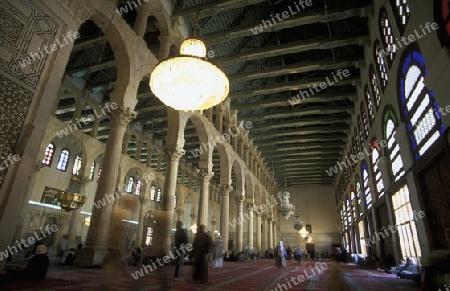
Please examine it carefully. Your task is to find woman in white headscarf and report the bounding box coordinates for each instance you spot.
[213,235,225,268]
[274,241,286,270]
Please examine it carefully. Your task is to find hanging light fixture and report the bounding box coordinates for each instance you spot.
[279,171,295,219]
[149,16,229,111]
[293,215,303,231]
[299,226,309,238]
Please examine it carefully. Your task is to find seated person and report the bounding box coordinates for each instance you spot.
[0,245,49,284]
[385,257,416,276]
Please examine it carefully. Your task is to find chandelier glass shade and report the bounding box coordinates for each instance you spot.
[299,226,309,238]
[279,191,295,219]
[56,176,87,212]
[149,38,229,111]
[293,215,303,231]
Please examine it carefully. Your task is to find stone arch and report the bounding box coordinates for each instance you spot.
[244,173,254,200]
[231,159,244,191]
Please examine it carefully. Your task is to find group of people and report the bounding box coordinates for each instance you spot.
[273,242,305,270]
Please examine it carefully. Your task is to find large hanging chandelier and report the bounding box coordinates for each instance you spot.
[56,176,87,212]
[279,192,295,219]
[149,38,229,111]
[293,215,303,231]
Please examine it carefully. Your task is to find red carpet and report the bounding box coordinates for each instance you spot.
[0,259,421,290]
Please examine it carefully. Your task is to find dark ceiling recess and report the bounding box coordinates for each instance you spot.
[57,0,372,186]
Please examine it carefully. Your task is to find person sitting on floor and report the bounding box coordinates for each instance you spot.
[0,244,49,284]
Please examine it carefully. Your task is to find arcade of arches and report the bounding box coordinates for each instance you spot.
[0,0,450,289]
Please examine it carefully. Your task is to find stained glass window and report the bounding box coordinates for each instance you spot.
[126,176,134,193]
[370,66,382,108]
[72,154,82,176]
[97,166,102,182]
[361,105,369,139]
[89,162,95,181]
[362,163,372,210]
[391,0,410,29]
[350,187,356,219]
[150,186,156,201]
[371,140,385,198]
[356,176,364,216]
[380,9,397,63]
[42,143,55,166]
[374,41,389,90]
[135,180,141,196]
[365,85,376,123]
[358,115,365,150]
[156,188,162,203]
[399,50,444,159]
[384,110,405,182]
[56,149,70,172]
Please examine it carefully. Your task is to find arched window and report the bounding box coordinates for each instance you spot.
[72,154,82,176]
[358,115,364,150]
[371,140,385,198]
[56,149,70,172]
[340,204,346,231]
[379,9,397,64]
[355,176,364,216]
[362,163,372,210]
[42,143,55,167]
[126,176,134,193]
[370,66,382,108]
[97,166,102,182]
[350,187,356,220]
[361,105,369,139]
[150,186,156,201]
[390,0,410,30]
[434,0,450,49]
[398,49,444,159]
[374,40,389,90]
[384,110,405,182]
[352,137,357,158]
[135,180,141,196]
[346,196,352,225]
[156,188,162,203]
[89,162,95,181]
[364,85,376,123]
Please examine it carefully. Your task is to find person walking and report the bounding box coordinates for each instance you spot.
[213,235,225,268]
[274,241,286,270]
[192,225,212,283]
[294,245,303,263]
[174,221,188,280]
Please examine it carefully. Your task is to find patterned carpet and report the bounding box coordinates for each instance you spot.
[0,259,421,291]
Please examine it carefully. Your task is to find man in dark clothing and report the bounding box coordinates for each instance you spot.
[0,244,49,285]
[192,225,212,283]
[174,221,188,280]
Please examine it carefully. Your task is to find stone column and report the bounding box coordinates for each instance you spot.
[91,117,100,138]
[197,170,213,226]
[122,132,130,154]
[235,193,245,252]
[268,216,274,249]
[247,204,254,249]
[211,219,216,241]
[134,4,150,37]
[136,196,148,248]
[272,220,277,247]
[152,147,184,254]
[220,185,233,250]
[262,214,268,251]
[158,35,175,60]
[206,108,213,122]
[256,212,262,252]
[85,106,136,263]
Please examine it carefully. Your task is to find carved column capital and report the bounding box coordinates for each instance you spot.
[221,185,233,196]
[34,161,45,173]
[110,106,137,127]
[165,147,185,162]
[200,170,214,181]
[247,203,254,212]
[261,214,267,220]
[235,194,246,203]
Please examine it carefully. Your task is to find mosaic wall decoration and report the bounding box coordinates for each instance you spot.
[0,0,60,89]
[0,0,63,188]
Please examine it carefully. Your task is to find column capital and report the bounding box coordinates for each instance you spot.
[34,161,44,173]
[110,106,137,127]
[220,184,233,195]
[261,214,267,220]
[199,170,214,181]
[139,196,148,205]
[235,194,246,203]
[165,147,185,162]
[246,203,254,212]
[176,209,184,215]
